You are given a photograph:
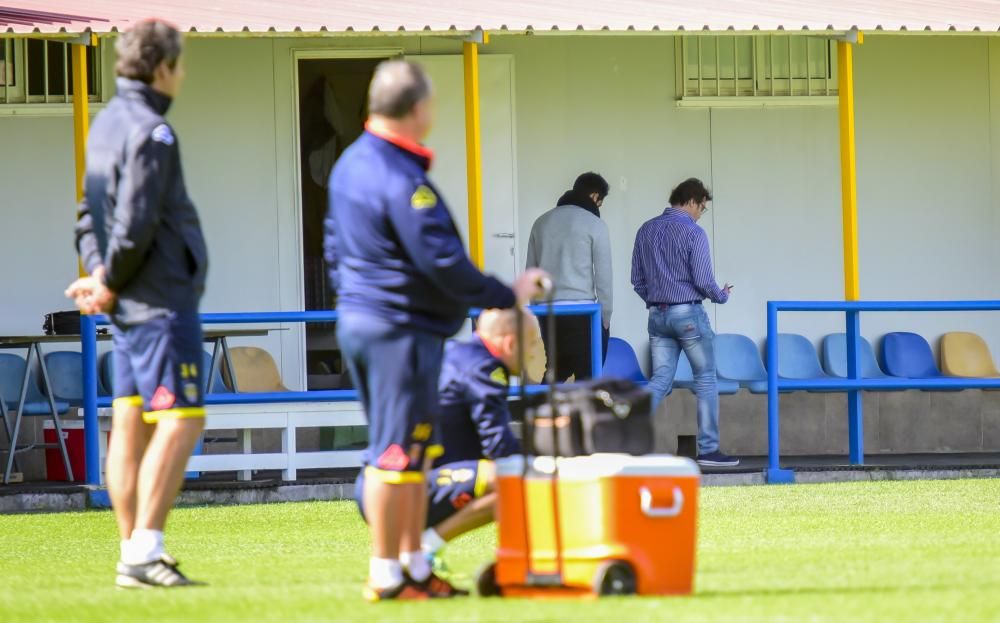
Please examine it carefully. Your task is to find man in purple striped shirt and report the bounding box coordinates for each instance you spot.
[630,178,738,468]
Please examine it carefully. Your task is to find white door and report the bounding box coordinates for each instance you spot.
[410,55,519,283]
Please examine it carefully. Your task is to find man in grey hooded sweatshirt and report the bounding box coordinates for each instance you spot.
[526,172,612,381]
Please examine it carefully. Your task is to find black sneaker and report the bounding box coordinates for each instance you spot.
[696,451,740,467]
[116,554,198,588]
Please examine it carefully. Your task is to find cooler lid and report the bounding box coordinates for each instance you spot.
[496,454,700,479]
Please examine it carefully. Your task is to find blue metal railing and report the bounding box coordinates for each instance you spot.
[81,303,602,484]
[765,300,1000,484]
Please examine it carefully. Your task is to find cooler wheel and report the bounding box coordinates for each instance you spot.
[593,560,636,596]
[476,561,502,597]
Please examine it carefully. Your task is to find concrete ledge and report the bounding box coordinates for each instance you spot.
[790,467,1000,484]
[176,482,355,506]
[0,492,88,513]
[2,466,998,513]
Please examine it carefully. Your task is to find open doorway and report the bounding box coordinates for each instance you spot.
[297,56,382,391]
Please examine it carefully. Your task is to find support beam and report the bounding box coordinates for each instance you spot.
[71,42,90,210]
[837,35,862,301]
[463,33,487,268]
[838,33,864,467]
[72,41,102,485]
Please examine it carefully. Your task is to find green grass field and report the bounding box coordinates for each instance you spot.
[2,479,999,622]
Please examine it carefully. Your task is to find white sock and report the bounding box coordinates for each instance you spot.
[126,529,164,564]
[401,550,431,582]
[421,528,447,555]
[369,558,404,590]
[119,539,130,562]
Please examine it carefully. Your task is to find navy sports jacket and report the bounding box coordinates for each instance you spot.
[325,126,515,337]
[75,78,208,326]
[434,336,521,466]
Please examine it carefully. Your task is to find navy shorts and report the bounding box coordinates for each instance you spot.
[337,314,444,481]
[111,311,205,423]
[355,460,490,527]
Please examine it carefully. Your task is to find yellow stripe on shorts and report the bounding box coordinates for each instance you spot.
[474,459,491,498]
[364,465,425,484]
[142,407,207,424]
[112,396,143,410]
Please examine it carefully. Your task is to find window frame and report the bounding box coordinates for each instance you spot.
[675,34,839,108]
[0,37,106,114]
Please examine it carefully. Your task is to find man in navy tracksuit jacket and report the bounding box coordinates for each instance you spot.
[67,20,205,589]
[325,60,545,600]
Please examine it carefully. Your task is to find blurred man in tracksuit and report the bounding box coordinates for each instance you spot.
[67,20,207,588]
[325,60,546,601]
[354,308,544,571]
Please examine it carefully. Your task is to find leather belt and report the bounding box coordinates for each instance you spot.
[650,300,702,310]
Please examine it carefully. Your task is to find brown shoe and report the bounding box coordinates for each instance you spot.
[362,575,430,602]
[419,572,470,598]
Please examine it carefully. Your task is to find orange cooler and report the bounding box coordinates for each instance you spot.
[490,454,700,597]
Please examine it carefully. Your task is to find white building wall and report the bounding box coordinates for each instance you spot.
[853,35,1000,354]
[1,34,999,380]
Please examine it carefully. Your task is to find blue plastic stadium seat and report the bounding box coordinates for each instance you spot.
[880,332,943,379]
[99,351,114,397]
[44,351,85,406]
[821,333,888,379]
[0,353,70,415]
[773,333,835,392]
[715,334,769,394]
[602,337,648,383]
[675,350,740,395]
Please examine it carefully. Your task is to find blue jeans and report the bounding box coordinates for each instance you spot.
[647,305,720,455]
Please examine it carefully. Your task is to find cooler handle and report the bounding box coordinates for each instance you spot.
[639,486,684,518]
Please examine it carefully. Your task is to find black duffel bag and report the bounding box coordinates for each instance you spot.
[525,377,653,457]
[43,310,81,335]
[515,280,654,458]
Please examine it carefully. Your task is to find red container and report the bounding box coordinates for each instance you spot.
[43,420,107,482]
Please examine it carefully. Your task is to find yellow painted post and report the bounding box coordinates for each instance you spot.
[837,35,862,300]
[463,33,487,268]
[71,41,91,277]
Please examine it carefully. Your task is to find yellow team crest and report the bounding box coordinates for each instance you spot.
[183,382,199,404]
[410,184,438,210]
[489,366,508,385]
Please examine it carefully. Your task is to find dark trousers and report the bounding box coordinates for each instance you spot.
[540,314,609,382]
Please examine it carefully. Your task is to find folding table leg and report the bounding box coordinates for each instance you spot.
[208,339,223,392]
[34,343,74,481]
[2,408,22,484]
[3,349,34,484]
[0,395,19,475]
[222,338,239,393]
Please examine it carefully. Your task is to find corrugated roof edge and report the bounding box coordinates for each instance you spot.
[4,25,1000,36]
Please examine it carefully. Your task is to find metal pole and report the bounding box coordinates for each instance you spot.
[838,36,862,301]
[72,40,100,485]
[846,309,864,464]
[81,314,101,484]
[463,33,487,268]
[71,42,90,203]
[766,303,779,470]
[765,302,794,483]
[839,34,864,466]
